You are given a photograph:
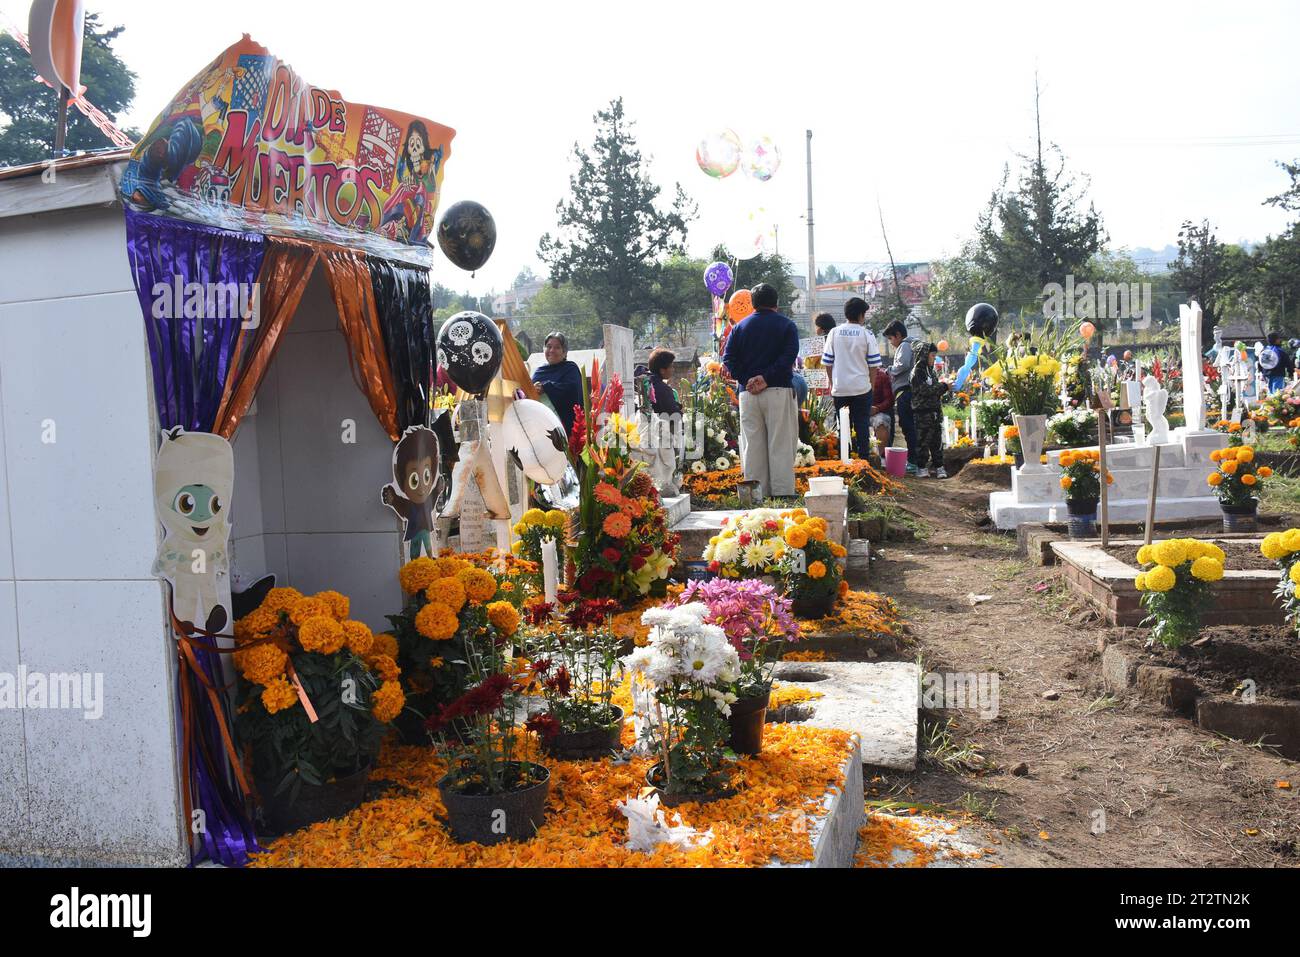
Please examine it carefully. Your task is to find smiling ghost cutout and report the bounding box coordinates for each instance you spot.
[153,428,234,634]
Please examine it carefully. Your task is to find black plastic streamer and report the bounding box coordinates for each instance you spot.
[369,257,436,431]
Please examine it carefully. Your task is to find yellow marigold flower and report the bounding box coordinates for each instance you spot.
[1136,544,1152,565]
[1220,460,1238,475]
[237,642,288,686]
[342,620,374,656]
[784,526,808,549]
[261,676,297,715]
[1206,472,1223,487]
[522,508,546,526]
[487,600,520,637]
[425,576,467,614]
[415,602,459,641]
[289,597,331,625]
[1282,529,1300,553]
[545,509,568,527]
[1151,540,1188,568]
[1290,563,1300,587]
[1237,447,1255,462]
[370,680,405,723]
[298,616,346,654]
[313,590,350,620]
[1134,572,1147,591]
[807,561,827,579]
[458,567,498,604]
[262,587,303,614]
[1262,533,1288,560]
[369,632,399,661]
[1145,564,1176,592]
[1191,557,1224,582]
[370,653,401,681]
[511,541,523,556]
[1205,543,1226,563]
[399,557,440,594]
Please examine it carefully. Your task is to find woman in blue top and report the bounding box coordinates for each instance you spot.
[531,332,583,438]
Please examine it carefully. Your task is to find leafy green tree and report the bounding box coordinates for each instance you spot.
[1169,219,1244,345]
[973,80,1105,318]
[0,13,140,166]
[539,98,696,326]
[1265,159,1300,213]
[648,255,710,345]
[924,240,998,333]
[516,283,602,351]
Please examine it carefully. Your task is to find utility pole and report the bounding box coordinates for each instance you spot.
[806,129,816,320]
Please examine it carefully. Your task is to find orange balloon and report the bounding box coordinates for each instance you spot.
[727,290,753,324]
[1079,321,1096,340]
[937,339,949,351]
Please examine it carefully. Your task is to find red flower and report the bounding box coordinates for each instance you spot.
[708,561,721,573]
[569,407,588,457]
[525,712,561,741]
[425,673,513,733]
[602,547,621,563]
[524,601,555,626]
[630,555,646,571]
[544,665,572,697]
[739,532,752,547]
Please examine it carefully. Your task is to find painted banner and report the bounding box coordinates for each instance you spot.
[121,35,455,262]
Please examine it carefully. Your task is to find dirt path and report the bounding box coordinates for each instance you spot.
[864,475,1300,867]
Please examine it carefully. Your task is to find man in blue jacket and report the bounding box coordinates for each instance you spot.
[722,283,799,499]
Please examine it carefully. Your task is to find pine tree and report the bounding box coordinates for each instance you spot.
[539,98,696,326]
[1169,219,1243,345]
[0,13,140,166]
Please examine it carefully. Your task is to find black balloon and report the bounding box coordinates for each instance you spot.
[436,201,497,272]
[437,311,502,396]
[965,302,999,338]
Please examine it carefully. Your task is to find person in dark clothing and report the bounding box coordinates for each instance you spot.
[910,343,948,479]
[531,331,583,437]
[722,284,800,498]
[645,348,682,415]
[884,319,923,474]
[814,312,837,336]
[870,366,894,452]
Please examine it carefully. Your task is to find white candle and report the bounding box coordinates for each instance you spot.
[839,406,850,462]
[541,537,558,605]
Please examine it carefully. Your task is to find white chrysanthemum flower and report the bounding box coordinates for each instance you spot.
[715,456,731,470]
[691,459,706,474]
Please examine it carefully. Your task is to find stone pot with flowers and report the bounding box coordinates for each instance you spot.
[668,577,801,755]
[233,586,405,833]
[1206,445,1273,532]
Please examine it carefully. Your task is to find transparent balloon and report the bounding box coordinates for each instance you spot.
[696,130,742,179]
[743,136,781,182]
[723,208,775,261]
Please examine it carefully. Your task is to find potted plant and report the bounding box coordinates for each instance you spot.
[623,603,741,806]
[1133,538,1226,648]
[425,592,551,845]
[1206,444,1273,532]
[1261,529,1300,637]
[1211,419,1245,446]
[670,577,801,755]
[983,332,1065,475]
[701,507,788,580]
[233,587,405,834]
[1047,407,1097,448]
[1057,449,1113,539]
[524,620,625,760]
[1002,424,1022,466]
[775,510,847,619]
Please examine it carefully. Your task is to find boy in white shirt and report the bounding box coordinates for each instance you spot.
[820,297,882,459]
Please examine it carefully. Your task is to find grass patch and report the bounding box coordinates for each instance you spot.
[920,713,985,773]
[956,792,1000,822]
[851,498,932,541]
[991,558,1030,582]
[975,532,1017,554]
[1260,473,1300,514]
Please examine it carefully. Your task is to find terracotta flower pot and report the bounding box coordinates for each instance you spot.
[438,762,550,845]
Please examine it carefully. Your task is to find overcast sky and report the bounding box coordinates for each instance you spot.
[7,0,1299,294]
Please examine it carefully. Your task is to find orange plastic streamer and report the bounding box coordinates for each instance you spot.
[321,246,400,440]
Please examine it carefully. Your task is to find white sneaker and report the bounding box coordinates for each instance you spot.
[915,467,931,478]
[935,467,948,479]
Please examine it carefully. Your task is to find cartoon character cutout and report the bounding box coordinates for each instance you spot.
[153,428,234,634]
[381,426,444,560]
[378,120,444,245]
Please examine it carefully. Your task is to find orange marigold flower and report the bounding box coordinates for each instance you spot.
[1237,447,1255,462]
[784,526,808,548]
[808,561,827,579]
[1209,449,1222,462]
[425,576,467,614]
[838,579,850,597]
[289,597,332,626]
[487,600,520,638]
[602,512,632,538]
[1220,460,1238,475]
[341,620,374,656]
[261,676,297,715]
[399,557,440,594]
[370,653,401,681]
[1258,466,1273,478]
[370,680,405,723]
[1207,472,1224,487]
[236,642,288,686]
[435,556,471,579]
[415,602,459,641]
[1242,473,1257,486]
[369,632,399,661]
[263,587,303,613]
[458,567,498,604]
[298,615,346,654]
[1060,476,1072,490]
[313,589,350,620]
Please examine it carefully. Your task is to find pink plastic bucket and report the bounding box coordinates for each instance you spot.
[884,447,908,477]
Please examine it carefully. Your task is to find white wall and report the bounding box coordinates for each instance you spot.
[0,195,187,865]
[229,269,405,630]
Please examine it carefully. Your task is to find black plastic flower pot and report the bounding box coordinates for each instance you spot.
[257,761,370,836]
[1221,500,1258,533]
[539,706,625,760]
[645,763,736,808]
[726,691,771,756]
[437,762,550,845]
[791,591,837,620]
[1065,497,1099,539]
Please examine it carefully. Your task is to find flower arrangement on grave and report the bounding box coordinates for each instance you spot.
[570,369,678,602]
[1259,386,1300,427]
[683,360,741,470]
[1002,424,1021,456]
[1211,419,1245,445]
[702,507,789,578]
[974,397,1012,438]
[1057,449,1113,505]
[1260,529,1300,636]
[1132,539,1226,648]
[1288,416,1300,449]
[776,510,847,616]
[510,508,568,588]
[233,587,403,804]
[623,604,741,797]
[671,577,801,700]
[1048,407,1097,447]
[386,555,516,736]
[1206,445,1272,509]
[982,332,1065,417]
[523,617,625,755]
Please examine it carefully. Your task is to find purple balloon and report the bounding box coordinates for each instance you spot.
[704,261,734,297]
